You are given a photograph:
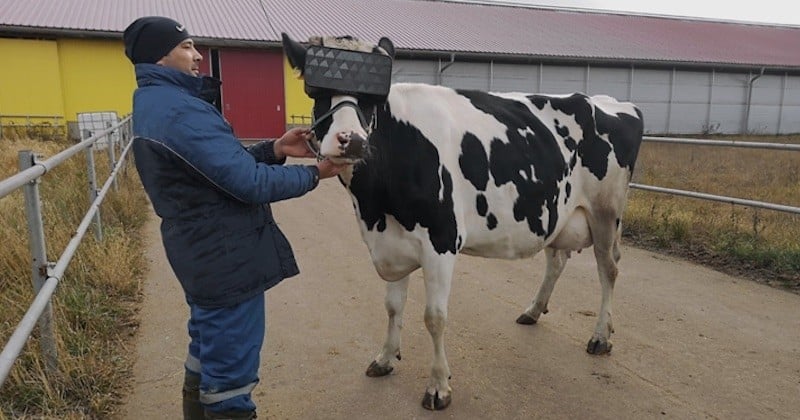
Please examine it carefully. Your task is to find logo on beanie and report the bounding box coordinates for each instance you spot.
[176,24,185,32]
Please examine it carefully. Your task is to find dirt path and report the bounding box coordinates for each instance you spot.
[121,177,800,420]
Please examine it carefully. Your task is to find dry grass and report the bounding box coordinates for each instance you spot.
[0,137,149,418]
[624,134,800,290]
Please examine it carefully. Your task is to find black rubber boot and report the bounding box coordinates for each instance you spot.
[203,409,257,419]
[182,371,204,420]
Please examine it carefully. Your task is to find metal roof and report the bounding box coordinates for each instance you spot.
[1,0,799,69]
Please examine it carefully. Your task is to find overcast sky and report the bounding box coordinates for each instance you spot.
[457,0,799,26]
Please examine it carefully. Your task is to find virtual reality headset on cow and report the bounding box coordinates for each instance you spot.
[282,33,394,102]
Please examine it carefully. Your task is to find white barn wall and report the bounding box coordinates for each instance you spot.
[587,67,631,102]
[780,75,800,133]
[490,62,541,93]
[440,61,491,90]
[392,58,800,135]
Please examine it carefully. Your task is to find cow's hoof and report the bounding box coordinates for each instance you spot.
[366,361,393,377]
[422,390,451,410]
[515,313,537,325]
[586,338,613,355]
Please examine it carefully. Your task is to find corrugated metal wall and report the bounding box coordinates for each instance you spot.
[0,38,65,120]
[57,38,137,122]
[0,37,136,126]
[391,58,800,135]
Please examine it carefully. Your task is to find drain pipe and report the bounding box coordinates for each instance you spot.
[437,53,456,85]
[743,67,765,134]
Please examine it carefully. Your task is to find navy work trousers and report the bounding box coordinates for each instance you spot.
[184,292,265,413]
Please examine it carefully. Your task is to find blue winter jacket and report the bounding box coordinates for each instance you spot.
[131,64,319,308]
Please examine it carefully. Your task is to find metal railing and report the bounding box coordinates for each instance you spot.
[632,136,800,215]
[0,115,133,387]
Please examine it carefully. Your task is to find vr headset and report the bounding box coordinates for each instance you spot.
[303,45,393,101]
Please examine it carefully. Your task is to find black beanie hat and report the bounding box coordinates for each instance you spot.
[123,16,191,64]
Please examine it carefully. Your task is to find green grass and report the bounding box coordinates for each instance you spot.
[0,137,149,419]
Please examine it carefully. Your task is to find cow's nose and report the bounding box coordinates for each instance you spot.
[337,131,368,159]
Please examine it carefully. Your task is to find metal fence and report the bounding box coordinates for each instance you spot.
[632,136,800,215]
[0,115,133,387]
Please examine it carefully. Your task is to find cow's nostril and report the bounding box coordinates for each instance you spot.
[337,132,352,144]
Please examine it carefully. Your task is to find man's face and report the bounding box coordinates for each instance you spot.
[158,39,202,77]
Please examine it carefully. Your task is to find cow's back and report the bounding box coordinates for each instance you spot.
[346,83,643,264]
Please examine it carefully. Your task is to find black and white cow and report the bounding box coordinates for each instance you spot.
[282,33,644,410]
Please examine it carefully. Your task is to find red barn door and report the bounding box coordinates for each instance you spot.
[218,48,285,139]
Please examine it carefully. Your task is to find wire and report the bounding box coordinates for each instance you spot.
[256,0,279,39]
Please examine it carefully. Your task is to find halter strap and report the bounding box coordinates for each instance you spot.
[306,100,375,161]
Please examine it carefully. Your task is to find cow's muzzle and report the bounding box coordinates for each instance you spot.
[338,131,369,160]
[310,99,374,162]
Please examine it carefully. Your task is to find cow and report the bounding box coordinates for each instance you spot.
[282,33,644,410]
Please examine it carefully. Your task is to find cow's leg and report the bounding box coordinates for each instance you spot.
[366,276,409,377]
[421,255,455,410]
[516,247,568,325]
[587,217,619,355]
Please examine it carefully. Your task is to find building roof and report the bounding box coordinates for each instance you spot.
[1,0,799,70]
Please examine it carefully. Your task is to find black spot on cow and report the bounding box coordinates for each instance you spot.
[565,182,572,203]
[458,90,569,238]
[349,103,458,254]
[596,107,644,173]
[476,194,488,216]
[541,93,613,181]
[487,213,498,230]
[460,132,489,191]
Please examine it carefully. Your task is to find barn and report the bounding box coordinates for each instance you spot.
[0,0,798,139]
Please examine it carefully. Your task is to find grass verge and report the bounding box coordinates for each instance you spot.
[624,134,800,292]
[0,137,149,418]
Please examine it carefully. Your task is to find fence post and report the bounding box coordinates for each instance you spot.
[18,150,59,376]
[83,130,103,241]
[106,124,118,191]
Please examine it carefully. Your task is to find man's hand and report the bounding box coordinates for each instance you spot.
[274,127,316,159]
[316,158,347,179]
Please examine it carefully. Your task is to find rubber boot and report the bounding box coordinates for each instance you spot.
[183,370,204,420]
[204,409,257,419]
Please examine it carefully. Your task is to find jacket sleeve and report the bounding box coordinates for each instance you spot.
[246,140,287,165]
[164,100,317,204]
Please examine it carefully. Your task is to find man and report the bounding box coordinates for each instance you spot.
[123,16,344,420]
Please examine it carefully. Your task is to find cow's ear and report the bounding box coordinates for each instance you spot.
[378,37,395,59]
[281,32,307,75]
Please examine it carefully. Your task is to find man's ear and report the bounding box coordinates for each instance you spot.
[281,32,307,74]
[378,37,395,59]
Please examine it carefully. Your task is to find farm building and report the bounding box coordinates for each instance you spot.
[0,0,799,139]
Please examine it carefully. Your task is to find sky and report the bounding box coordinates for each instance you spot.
[457,0,799,26]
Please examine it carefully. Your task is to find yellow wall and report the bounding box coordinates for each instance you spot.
[58,38,136,121]
[2,37,301,130]
[283,57,313,126]
[0,38,65,122]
